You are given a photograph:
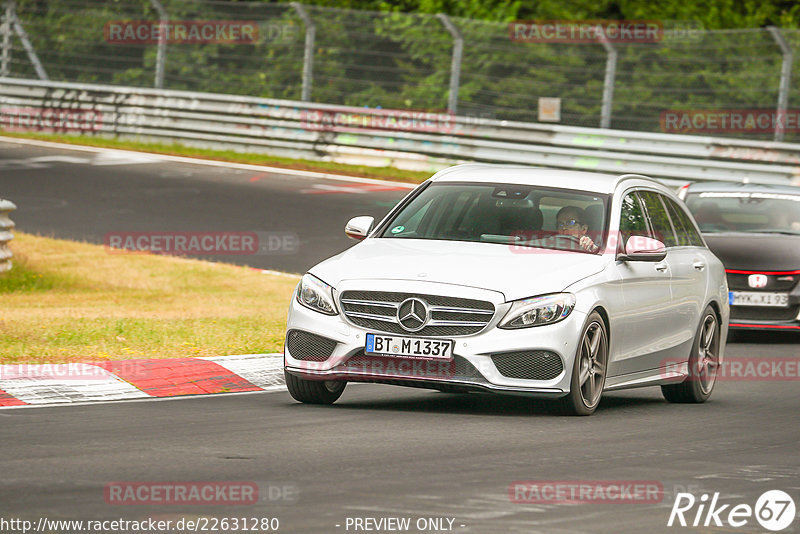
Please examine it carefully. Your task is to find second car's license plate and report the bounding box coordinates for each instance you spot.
[365,333,453,360]
[729,291,789,307]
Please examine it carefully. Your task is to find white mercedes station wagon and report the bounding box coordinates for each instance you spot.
[284,164,729,415]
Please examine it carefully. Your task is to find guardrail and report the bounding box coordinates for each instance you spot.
[0,198,16,273]
[1,77,800,186]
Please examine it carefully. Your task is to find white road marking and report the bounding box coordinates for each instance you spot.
[301,184,373,194]
[0,151,157,170]
[254,269,301,278]
[25,155,91,164]
[90,150,160,166]
[0,363,149,404]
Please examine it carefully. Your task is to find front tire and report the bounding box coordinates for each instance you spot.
[661,305,720,403]
[556,311,608,416]
[285,370,346,404]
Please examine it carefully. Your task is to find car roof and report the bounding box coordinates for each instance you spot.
[686,181,800,196]
[428,163,664,195]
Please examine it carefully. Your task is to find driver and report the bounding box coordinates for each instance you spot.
[556,206,599,252]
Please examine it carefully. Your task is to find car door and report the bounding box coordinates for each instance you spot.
[640,190,701,366]
[662,196,709,349]
[608,190,676,376]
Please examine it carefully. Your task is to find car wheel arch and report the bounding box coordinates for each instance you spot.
[706,299,723,326]
[591,305,612,351]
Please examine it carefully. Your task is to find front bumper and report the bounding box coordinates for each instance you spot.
[284,282,587,398]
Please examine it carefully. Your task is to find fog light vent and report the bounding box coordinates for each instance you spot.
[491,351,563,380]
[286,330,337,361]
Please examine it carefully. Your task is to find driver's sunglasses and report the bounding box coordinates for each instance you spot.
[557,219,583,229]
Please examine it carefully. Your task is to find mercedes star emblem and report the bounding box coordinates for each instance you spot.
[397,298,429,331]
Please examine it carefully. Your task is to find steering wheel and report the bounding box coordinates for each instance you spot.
[554,234,583,244]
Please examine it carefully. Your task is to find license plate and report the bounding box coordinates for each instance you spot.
[365,333,453,360]
[729,291,789,308]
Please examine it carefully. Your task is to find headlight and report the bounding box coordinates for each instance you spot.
[296,274,338,315]
[498,293,576,329]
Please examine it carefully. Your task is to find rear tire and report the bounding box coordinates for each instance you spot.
[284,370,346,404]
[661,305,720,404]
[556,311,608,416]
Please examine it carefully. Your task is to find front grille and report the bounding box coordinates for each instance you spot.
[340,290,494,336]
[334,352,487,382]
[727,273,799,291]
[286,330,337,361]
[730,305,799,322]
[491,351,564,380]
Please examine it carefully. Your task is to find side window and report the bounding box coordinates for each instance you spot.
[619,192,650,248]
[639,191,678,247]
[666,198,704,247]
[664,200,690,246]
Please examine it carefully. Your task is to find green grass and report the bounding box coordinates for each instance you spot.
[0,232,299,363]
[0,130,435,184]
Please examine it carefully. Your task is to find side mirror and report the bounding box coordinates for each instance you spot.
[618,236,667,262]
[345,216,375,241]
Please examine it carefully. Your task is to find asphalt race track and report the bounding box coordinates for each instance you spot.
[0,139,411,273]
[1,139,799,533]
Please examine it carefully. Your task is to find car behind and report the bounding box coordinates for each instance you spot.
[680,182,800,332]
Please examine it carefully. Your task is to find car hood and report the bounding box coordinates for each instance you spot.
[309,238,608,302]
[704,233,800,271]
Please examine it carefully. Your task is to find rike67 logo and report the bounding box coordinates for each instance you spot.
[668,490,796,531]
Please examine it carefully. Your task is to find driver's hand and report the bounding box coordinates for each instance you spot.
[579,235,599,252]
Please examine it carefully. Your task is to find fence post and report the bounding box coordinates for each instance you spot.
[767,26,792,143]
[436,14,463,115]
[9,1,47,80]
[291,2,315,102]
[598,27,616,129]
[1,1,11,77]
[150,0,167,89]
[0,198,16,273]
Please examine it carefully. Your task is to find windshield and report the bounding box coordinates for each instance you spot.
[685,191,800,234]
[379,182,608,253]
